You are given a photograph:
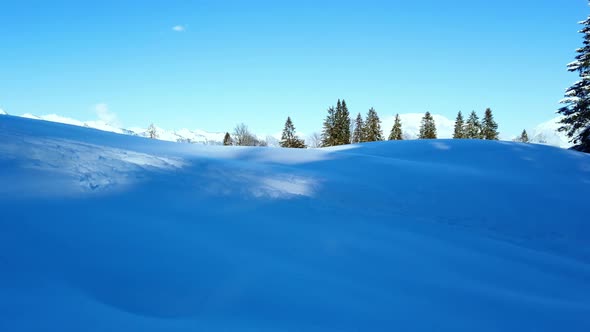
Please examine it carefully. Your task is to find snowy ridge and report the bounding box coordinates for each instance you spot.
[21,113,131,135]
[1,115,590,331]
[17,113,228,145]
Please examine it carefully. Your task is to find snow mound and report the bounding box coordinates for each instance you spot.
[1,115,590,331]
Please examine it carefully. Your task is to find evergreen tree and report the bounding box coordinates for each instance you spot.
[558,5,590,152]
[464,111,482,139]
[518,129,529,143]
[280,116,306,148]
[334,99,351,145]
[147,123,158,139]
[418,112,437,139]
[323,99,351,146]
[453,111,465,139]
[388,114,403,140]
[321,106,337,147]
[223,132,232,146]
[481,108,499,140]
[352,113,365,143]
[363,107,383,142]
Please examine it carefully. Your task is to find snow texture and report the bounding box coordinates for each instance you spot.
[1,115,590,331]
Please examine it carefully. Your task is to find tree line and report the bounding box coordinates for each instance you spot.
[148,100,515,147]
[141,98,541,148]
[220,99,503,148]
[315,100,501,147]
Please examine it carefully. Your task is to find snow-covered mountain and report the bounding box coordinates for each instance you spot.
[3,111,285,146]
[528,116,573,148]
[20,113,135,136]
[13,112,228,145]
[126,125,228,145]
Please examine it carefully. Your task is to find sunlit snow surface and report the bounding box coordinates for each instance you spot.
[1,115,590,331]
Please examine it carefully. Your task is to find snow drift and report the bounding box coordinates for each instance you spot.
[0,115,589,331]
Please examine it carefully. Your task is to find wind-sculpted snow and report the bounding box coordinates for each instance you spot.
[0,136,184,196]
[1,114,590,332]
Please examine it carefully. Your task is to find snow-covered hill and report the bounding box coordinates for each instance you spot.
[1,114,589,331]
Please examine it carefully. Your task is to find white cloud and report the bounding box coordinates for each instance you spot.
[172,25,185,32]
[94,103,120,127]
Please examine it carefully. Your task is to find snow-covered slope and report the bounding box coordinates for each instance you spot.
[1,115,589,331]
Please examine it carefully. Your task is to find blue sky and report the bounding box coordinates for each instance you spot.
[0,0,587,137]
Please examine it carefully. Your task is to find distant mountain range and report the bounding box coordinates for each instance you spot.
[0,109,572,149]
[15,113,229,145]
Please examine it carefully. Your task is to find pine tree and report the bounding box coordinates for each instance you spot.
[464,111,482,139]
[558,5,590,151]
[518,129,529,143]
[481,108,499,140]
[418,112,437,139]
[388,114,403,140]
[363,108,383,142]
[223,132,232,146]
[323,99,351,146]
[352,113,364,143]
[334,99,351,145]
[280,116,306,148]
[321,106,337,147]
[453,111,465,139]
[147,123,158,139]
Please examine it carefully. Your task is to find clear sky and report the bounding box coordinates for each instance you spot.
[1,0,588,137]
